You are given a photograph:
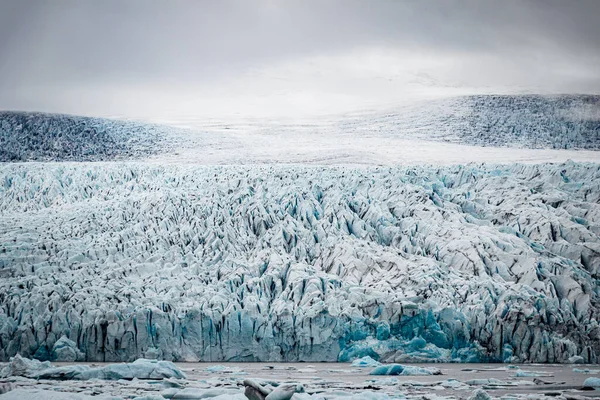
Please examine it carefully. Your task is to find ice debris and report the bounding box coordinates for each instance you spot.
[241,379,304,400]
[514,370,549,377]
[206,365,244,373]
[583,377,600,389]
[370,364,441,376]
[265,384,305,400]
[573,368,600,374]
[351,356,382,367]
[468,389,492,400]
[162,387,244,399]
[0,355,185,380]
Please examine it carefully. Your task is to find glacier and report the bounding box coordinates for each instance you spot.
[2,95,600,165]
[0,111,185,162]
[336,94,600,150]
[0,161,599,363]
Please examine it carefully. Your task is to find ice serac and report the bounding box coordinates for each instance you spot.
[0,162,599,363]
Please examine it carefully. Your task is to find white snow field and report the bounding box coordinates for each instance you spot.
[2,95,600,165]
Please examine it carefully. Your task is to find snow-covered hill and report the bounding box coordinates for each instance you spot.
[336,94,600,150]
[0,162,598,363]
[0,112,182,162]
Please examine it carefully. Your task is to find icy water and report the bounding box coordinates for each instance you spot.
[3,362,600,399]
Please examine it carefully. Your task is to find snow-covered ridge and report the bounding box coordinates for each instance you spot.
[0,111,183,162]
[0,162,599,363]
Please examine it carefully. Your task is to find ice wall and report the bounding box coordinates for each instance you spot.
[0,162,599,362]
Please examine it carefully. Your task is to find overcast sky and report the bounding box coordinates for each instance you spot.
[1,0,599,120]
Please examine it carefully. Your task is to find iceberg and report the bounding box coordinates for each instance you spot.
[468,389,492,400]
[583,377,600,389]
[0,355,185,380]
[370,364,441,376]
[351,356,381,367]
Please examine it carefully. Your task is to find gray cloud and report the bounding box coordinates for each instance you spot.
[1,0,599,118]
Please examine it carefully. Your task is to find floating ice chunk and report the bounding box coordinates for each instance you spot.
[206,365,228,372]
[1,356,185,381]
[351,356,381,367]
[402,365,442,376]
[583,377,600,389]
[468,389,492,400]
[133,396,166,400]
[100,359,186,380]
[265,383,304,400]
[162,387,245,399]
[440,379,468,389]
[243,378,272,400]
[370,364,404,376]
[366,377,399,386]
[0,354,52,378]
[206,365,244,373]
[370,364,441,376]
[574,368,600,374]
[569,356,585,364]
[297,368,317,374]
[515,370,549,377]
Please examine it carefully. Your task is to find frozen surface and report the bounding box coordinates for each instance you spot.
[0,111,186,162]
[3,95,600,165]
[333,95,600,150]
[0,361,598,399]
[0,162,599,363]
[146,94,600,166]
[370,365,441,376]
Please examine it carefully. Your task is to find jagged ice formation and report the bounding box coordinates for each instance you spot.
[0,111,184,162]
[0,162,599,363]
